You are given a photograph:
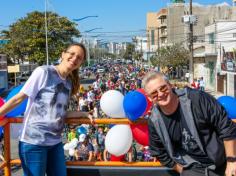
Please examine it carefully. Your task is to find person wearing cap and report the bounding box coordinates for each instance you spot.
[142,71,236,176]
[75,134,94,161]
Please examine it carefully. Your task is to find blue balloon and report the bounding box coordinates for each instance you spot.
[108,124,115,129]
[123,91,147,121]
[77,126,87,134]
[217,96,236,119]
[5,85,28,117]
[0,126,3,137]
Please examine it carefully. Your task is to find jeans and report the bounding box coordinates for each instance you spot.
[19,141,66,176]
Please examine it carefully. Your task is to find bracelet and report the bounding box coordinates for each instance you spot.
[226,156,236,162]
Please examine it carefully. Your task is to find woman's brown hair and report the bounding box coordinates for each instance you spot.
[64,43,87,96]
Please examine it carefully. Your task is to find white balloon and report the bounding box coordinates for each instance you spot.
[100,90,126,118]
[105,125,133,156]
[70,138,78,149]
[63,143,70,150]
[69,148,75,156]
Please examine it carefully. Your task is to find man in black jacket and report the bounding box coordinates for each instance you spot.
[142,71,236,176]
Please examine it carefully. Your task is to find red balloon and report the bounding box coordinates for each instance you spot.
[136,88,152,115]
[110,154,125,161]
[0,98,5,120]
[130,124,149,146]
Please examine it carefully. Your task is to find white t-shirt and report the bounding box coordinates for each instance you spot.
[20,65,71,146]
[87,91,95,102]
[92,81,99,90]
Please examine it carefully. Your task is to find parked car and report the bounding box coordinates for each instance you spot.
[97,68,105,73]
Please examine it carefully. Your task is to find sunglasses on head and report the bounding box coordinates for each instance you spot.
[148,84,169,99]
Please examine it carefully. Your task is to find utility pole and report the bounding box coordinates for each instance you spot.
[157,27,160,53]
[157,27,160,70]
[45,0,49,65]
[141,38,143,66]
[189,0,194,83]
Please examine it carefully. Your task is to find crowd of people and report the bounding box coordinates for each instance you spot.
[63,124,157,162]
[1,42,235,176]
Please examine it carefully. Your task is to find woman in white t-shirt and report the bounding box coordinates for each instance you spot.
[0,43,94,176]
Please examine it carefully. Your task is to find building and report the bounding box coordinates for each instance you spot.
[0,54,8,92]
[167,2,236,45]
[146,2,236,93]
[133,36,148,61]
[157,8,168,48]
[146,12,159,53]
[205,21,236,96]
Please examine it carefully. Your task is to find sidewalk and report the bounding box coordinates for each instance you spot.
[205,89,225,99]
[170,79,225,99]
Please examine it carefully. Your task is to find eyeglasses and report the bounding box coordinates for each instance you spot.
[65,51,84,60]
[147,84,169,99]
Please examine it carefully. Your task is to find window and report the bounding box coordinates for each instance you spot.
[208,33,215,44]
[161,18,166,24]
[151,30,155,45]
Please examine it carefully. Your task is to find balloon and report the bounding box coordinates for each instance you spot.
[0,98,4,120]
[123,91,147,121]
[217,96,236,119]
[5,85,28,117]
[63,143,70,150]
[137,88,153,115]
[108,124,115,129]
[0,126,3,137]
[110,154,125,161]
[105,125,132,156]
[64,138,78,151]
[130,124,149,146]
[100,90,125,118]
[70,138,79,149]
[77,126,87,134]
[69,149,75,156]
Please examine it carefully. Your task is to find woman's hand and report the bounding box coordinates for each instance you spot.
[88,114,95,125]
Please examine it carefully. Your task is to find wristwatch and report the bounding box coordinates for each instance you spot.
[226,156,236,162]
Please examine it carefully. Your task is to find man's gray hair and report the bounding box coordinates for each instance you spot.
[142,71,169,90]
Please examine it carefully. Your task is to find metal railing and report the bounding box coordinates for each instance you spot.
[0,117,163,176]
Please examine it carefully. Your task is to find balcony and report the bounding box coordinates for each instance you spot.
[156,9,167,19]
[160,32,167,38]
[159,22,167,28]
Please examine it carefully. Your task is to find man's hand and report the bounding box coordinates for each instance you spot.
[225,162,236,176]
[173,163,183,173]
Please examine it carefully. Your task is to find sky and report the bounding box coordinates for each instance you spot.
[0,0,234,42]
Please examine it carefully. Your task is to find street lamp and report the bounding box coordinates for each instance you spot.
[84,27,103,33]
[73,15,98,22]
[72,16,101,67]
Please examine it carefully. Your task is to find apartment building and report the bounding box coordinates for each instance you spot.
[146,12,160,53]
[204,21,236,96]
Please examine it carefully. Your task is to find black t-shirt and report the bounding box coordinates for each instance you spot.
[161,104,213,166]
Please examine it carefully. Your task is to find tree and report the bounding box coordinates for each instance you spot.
[151,43,189,68]
[123,43,135,60]
[0,11,80,65]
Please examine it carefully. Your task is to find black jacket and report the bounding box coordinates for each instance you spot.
[148,88,236,168]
